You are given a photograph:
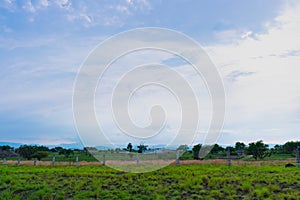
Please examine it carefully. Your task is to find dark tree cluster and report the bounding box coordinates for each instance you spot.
[50,147,74,158]
[0,139,299,161]
[0,145,17,158]
[16,145,49,160]
[247,140,271,160]
[122,143,148,153]
[15,145,75,160]
[192,141,269,160]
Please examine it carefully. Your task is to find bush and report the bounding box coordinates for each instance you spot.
[32,151,49,161]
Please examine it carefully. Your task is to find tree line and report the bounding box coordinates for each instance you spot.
[0,145,82,161]
[192,140,300,160]
[0,140,299,161]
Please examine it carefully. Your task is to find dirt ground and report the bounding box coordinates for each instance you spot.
[3,158,296,167]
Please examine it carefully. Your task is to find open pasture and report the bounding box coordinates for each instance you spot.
[0,163,299,199]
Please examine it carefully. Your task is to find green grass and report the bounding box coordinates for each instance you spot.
[0,164,299,199]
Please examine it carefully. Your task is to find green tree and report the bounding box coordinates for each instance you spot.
[235,142,246,157]
[36,146,50,152]
[0,145,13,151]
[282,141,300,154]
[226,146,235,154]
[273,144,284,154]
[192,144,202,159]
[83,147,89,156]
[235,142,246,151]
[0,145,15,158]
[210,144,225,154]
[32,151,49,161]
[247,140,271,160]
[127,143,133,152]
[54,147,64,154]
[137,144,148,153]
[59,149,74,158]
[17,145,37,160]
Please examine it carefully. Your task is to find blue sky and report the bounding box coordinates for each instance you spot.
[1,0,300,147]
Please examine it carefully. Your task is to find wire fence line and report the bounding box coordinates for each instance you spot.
[296,146,300,168]
[2,148,300,168]
[1,150,181,167]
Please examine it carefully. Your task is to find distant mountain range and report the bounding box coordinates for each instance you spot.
[0,142,84,149]
[0,142,23,148]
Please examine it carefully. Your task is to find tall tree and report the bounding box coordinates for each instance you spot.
[210,144,225,154]
[59,149,74,158]
[32,151,49,161]
[273,144,284,154]
[247,140,271,160]
[192,144,202,159]
[235,142,246,157]
[137,144,148,153]
[127,143,133,152]
[0,145,13,151]
[235,142,246,150]
[282,141,300,154]
[17,145,37,160]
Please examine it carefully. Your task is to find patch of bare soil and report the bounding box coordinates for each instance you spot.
[3,158,296,167]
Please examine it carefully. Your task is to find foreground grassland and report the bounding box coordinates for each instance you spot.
[0,164,299,199]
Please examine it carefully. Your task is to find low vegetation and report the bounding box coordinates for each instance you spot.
[0,164,299,199]
[1,140,299,163]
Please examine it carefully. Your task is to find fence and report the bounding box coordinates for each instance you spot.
[296,146,300,168]
[1,150,181,167]
[2,148,300,168]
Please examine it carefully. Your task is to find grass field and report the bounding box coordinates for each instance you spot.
[0,163,299,199]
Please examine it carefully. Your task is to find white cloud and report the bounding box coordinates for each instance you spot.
[0,0,16,12]
[39,0,49,7]
[2,0,298,146]
[241,31,253,39]
[125,0,151,10]
[116,5,130,15]
[23,0,36,13]
[126,0,133,5]
[85,48,214,146]
[206,2,300,143]
[55,0,71,9]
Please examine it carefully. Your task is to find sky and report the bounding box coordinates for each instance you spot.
[0,0,300,147]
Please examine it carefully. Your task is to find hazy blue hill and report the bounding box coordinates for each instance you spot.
[0,142,84,150]
[0,142,23,148]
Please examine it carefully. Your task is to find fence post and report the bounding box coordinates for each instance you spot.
[34,158,37,166]
[296,146,300,168]
[227,148,231,166]
[3,157,6,165]
[176,150,180,165]
[52,156,55,166]
[102,154,106,165]
[17,157,21,166]
[136,154,140,166]
[76,156,79,167]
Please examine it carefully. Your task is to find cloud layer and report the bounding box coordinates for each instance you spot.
[0,0,299,146]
